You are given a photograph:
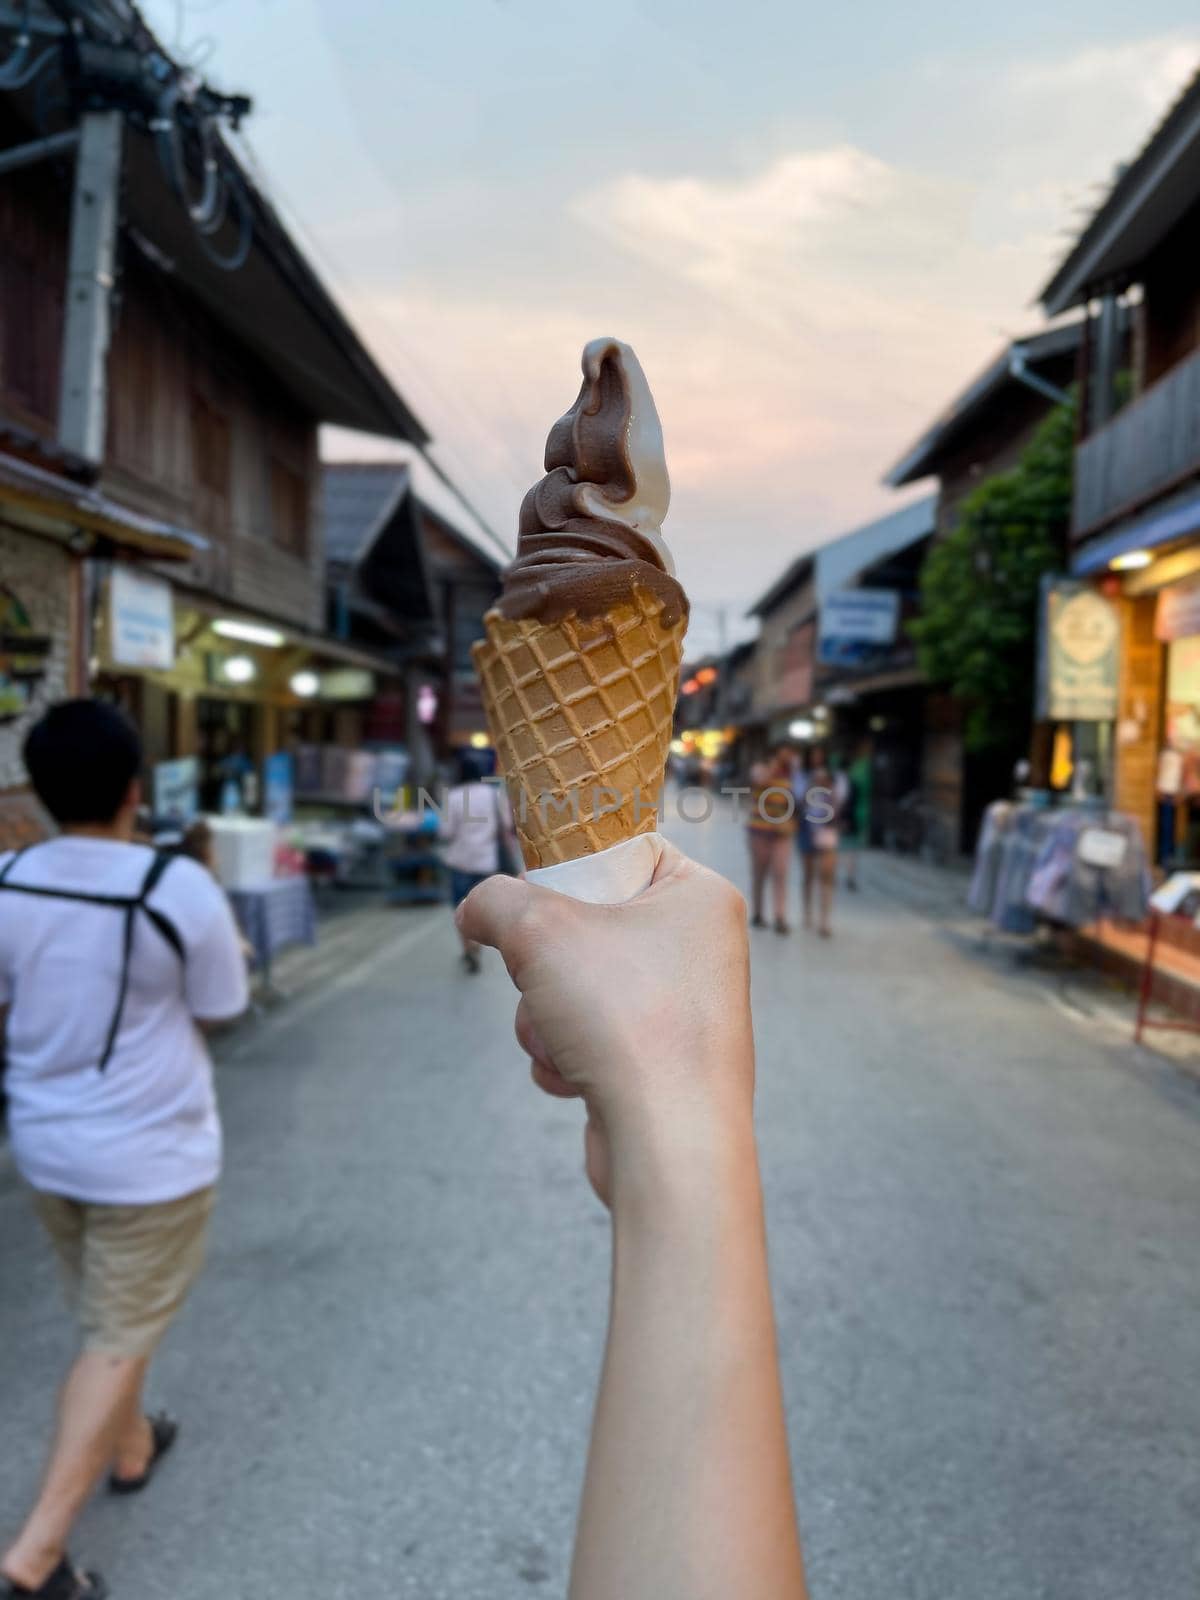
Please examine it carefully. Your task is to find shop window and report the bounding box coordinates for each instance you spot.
[271,457,309,557]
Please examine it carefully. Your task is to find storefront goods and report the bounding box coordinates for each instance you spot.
[970,801,1150,931]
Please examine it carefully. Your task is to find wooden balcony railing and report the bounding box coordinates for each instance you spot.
[1074,345,1200,538]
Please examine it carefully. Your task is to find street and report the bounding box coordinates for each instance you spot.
[3,805,1200,1600]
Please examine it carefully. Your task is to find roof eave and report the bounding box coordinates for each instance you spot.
[1040,78,1200,316]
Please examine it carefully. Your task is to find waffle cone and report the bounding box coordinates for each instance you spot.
[472,586,686,869]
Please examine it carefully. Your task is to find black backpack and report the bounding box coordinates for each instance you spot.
[0,845,185,1073]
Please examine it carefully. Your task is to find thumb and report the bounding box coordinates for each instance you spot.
[457,873,537,960]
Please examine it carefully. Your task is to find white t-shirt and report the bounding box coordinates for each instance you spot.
[0,837,249,1204]
[439,783,513,875]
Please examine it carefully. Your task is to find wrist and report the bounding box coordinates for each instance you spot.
[606,1086,760,1228]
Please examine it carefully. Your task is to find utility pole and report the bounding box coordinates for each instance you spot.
[58,110,123,465]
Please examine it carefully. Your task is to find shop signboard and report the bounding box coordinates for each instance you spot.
[263,750,294,824]
[152,757,199,822]
[817,589,900,668]
[1155,580,1200,642]
[110,568,174,670]
[1037,577,1119,721]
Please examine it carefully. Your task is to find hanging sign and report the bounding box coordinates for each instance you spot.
[110,568,175,670]
[818,589,900,667]
[1037,577,1119,721]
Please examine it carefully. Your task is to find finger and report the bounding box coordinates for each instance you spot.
[531,1055,582,1100]
[457,874,535,959]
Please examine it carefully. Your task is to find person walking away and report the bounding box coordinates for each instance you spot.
[746,747,796,934]
[0,701,248,1600]
[793,746,824,931]
[439,750,518,974]
[808,760,840,937]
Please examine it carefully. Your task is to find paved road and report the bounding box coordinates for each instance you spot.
[3,804,1200,1599]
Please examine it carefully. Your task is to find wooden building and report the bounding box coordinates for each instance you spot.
[1040,65,1200,862]
[321,460,503,772]
[883,323,1095,847]
[0,5,429,826]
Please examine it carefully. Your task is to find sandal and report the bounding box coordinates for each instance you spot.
[108,1411,178,1495]
[2,1557,107,1599]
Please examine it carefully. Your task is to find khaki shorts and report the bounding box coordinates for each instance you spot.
[32,1185,216,1358]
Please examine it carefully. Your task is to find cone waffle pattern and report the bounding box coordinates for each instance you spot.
[472,587,685,869]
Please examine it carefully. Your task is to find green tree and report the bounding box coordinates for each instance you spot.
[909,402,1074,753]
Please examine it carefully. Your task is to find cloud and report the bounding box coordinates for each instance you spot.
[329,31,1200,628]
[1004,32,1199,110]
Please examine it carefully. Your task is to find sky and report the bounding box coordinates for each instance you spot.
[145,0,1200,655]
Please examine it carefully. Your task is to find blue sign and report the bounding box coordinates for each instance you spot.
[818,589,900,667]
[110,568,174,670]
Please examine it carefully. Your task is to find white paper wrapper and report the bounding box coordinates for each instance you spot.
[525,832,663,904]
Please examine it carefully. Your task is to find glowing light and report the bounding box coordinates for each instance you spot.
[417,684,438,725]
[682,678,700,695]
[1108,549,1152,572]
[221,654,256,684]
[696,666,718,686]
[213,618,284,647]
[788,718,815,740]
[670,738,686,755]
[469,732,489,750]
[289,670,319,697]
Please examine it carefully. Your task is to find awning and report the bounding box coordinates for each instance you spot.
[0,450,206,562]
[818,664,925,700]
[1071,484,1200,576]
[170,588,402,677]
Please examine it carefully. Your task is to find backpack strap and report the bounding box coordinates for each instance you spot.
[96,851,183,1073]
[0,845,30,887]
[138,850,185,963]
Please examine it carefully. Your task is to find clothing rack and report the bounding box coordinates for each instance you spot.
[969,799,1151,937]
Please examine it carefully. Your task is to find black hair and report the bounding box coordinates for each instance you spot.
[23,699,142,825]
[455,748,486,785]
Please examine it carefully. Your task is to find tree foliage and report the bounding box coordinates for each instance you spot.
[909,402,1074,753]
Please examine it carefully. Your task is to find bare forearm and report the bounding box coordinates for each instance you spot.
[570,1107,807,1600]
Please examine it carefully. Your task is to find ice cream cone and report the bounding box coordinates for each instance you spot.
[472,584,685,869]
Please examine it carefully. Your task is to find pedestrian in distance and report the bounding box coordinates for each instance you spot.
[793,743,826,931]
[0,701,249,1600]
[459,838,809,1599]
[808,759,839,938]
[438,749,520,974]
[746,745,797,934]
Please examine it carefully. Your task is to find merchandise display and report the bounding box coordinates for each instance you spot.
[970,800,1151,931]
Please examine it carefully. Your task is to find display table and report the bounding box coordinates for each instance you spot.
[228,877,317,983]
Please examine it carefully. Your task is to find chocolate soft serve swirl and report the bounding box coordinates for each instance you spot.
[498,337,689,628]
